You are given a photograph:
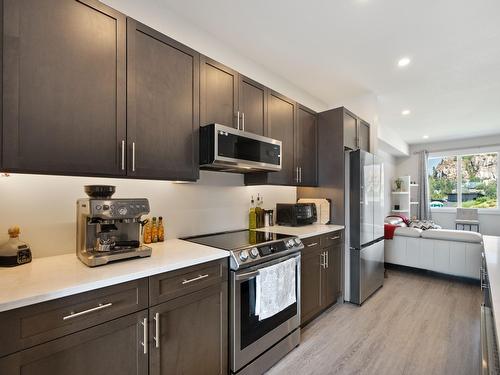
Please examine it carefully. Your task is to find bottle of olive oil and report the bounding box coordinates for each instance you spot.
[158,216,165,242]
[255,194,264,228]
[151,217,159,243]
[249,196,257,230]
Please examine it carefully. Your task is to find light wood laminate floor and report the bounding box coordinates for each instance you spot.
[267,269,481,375]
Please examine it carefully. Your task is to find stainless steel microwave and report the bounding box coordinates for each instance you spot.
[199,123,282,173]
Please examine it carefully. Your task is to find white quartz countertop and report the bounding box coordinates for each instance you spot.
[255,224,344,239]
[0,239,228,313]
[482,236,500,348]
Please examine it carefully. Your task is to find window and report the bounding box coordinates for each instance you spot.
[428,152,498,209]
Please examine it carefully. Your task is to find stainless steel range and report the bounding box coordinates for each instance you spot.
[185,230,303,374]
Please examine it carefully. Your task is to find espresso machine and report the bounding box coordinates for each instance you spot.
[76,185,152,267]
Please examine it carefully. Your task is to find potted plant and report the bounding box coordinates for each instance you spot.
[395,178,403,192]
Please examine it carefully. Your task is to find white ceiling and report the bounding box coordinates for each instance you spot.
[161,0,500,145]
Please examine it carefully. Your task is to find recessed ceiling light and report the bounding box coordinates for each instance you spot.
[423,135,429,139]
[402,109,411,116]
[398,57,411,67]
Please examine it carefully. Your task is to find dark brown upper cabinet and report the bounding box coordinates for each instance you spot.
[238,75,268,136]
[295,105,318,186]
[358,119,370,152]
[245,91,296,185]
[343,111,358,150]
[199,56,239,129]
[245,96,318,187]
[342,108,370,152]
[127,18,200,181]
[1,0,127,177]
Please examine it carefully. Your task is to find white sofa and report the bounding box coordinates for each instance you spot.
[385,228,482,279]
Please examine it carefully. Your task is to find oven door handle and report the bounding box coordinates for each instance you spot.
[235,270,260,281]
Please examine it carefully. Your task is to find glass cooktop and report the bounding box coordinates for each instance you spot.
[183,230,291,251]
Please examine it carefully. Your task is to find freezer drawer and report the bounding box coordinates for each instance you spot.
[350,239,384,305]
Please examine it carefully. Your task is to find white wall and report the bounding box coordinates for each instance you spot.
[101,0,328,112]
[377,147,397,217]
[0,172,296,258]
[394,135,500,236]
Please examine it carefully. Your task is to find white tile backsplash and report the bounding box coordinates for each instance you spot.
[0,171,296,258]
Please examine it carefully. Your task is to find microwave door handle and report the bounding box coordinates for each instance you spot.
[236,111,240,130]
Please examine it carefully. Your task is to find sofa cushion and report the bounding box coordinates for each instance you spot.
[421,229,482,243]
[385,217,404,225]
[409,220,442,230]
[394,227,423,238]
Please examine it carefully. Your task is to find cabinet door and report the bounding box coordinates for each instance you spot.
[238,75,268,135]
[2,0,126,176]
[322,245,342,307]
[300,247,323,325]
[200,56,239,128]
[296,105,318,186]
[265,91,296,185]
[343,111,358,150]
[150,283,228,375]
[127,19,199,181]
[0,311,148,375]
[358,120,370,152]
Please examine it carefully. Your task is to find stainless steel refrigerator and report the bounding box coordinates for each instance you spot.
[349,149,385,305]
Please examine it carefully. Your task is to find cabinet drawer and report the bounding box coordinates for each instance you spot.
[0,310,148,375]
[149,259,228,306]
[301,235,321,251]
[321,231,343,248]
[0,278,148,358]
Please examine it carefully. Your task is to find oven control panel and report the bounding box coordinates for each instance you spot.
[231,237,303,270]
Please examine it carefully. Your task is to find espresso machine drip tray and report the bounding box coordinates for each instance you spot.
[83,245,152,267]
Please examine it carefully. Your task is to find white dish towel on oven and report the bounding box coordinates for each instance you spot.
[255,257,296,321]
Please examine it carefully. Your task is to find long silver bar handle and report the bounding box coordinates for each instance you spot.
[236,111,240,130]
[121,140,125,170]
[132,142,136,172]
[141,317,148,354]
[62,302,113,320]
[182,274,209,285]
[296,167,299,183]
[235,270,260,281]
[326,250,329,268]
[329,235,341,240]
[242,112,245,131]
[307,242,318,247]
[154,312,160,349]
[320,252,326,269]
[299,167,302,183]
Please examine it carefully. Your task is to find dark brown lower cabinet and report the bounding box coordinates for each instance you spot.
[300,245,324,324]
[322,245,342,308]
[150,283,228,375]
[300,232,343,326]
[0,259,229,375]
[0,311,148,375]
